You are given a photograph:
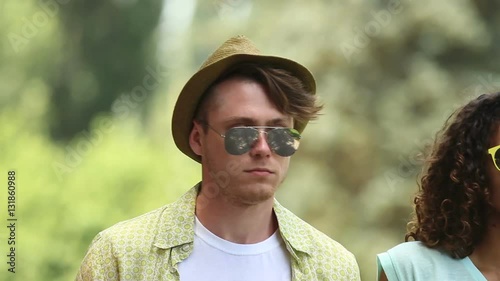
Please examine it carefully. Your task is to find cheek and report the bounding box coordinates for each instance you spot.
[487,161,500,208]
[203,139,231,169]
[203,135,225,155]
[491,186,500,212]
[277,157,290,178]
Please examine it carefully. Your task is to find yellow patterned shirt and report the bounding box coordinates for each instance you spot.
[75,184,360,281]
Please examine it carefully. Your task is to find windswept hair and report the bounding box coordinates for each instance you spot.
[406,92,500,258]
[195,62,323,127]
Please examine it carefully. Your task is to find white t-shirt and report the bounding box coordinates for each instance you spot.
[178,216,291,281]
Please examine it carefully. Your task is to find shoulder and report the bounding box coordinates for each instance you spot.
[76,186,198,280]
[383,241,448,260]
[75,206,168,280]
[102,205,166,238]
[385,241,431,255]
[274,202,360,280]
[377,241,458,281]
[378,241,441,268]
[307,228,360,280]
[88,205,167,252]
[93,186,198,248]
[304,219,359,277]
[305,220,356,259]
[276,201,355,256]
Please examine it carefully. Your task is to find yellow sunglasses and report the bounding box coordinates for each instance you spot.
[488,144,500,171]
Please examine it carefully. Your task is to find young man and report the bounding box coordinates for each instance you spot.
[75,35,360,280]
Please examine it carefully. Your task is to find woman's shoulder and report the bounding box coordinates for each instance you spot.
[377,241,469,281]
[386,241,441,256]
[382,241,455,263]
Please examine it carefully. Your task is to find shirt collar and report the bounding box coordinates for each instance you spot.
[273,199,313,256]
[153,182,313,257]
[153,183,199,249]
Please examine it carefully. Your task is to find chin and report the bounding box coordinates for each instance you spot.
[236,182,276,204]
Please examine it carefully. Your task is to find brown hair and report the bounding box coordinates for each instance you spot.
[194,62,322,128]
[406,92,500,258]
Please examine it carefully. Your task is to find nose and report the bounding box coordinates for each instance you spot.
[249,130,272,157]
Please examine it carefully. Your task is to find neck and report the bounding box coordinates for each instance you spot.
[195,185,278,244]
[470,214,500,273]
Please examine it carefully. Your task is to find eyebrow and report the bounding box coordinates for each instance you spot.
[222,117,292,127]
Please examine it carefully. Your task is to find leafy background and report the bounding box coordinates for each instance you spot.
[1,0,500,280]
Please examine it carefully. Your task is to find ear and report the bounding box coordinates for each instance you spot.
[189,122,203,157]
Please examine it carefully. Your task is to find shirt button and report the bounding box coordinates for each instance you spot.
[181,244,191,252]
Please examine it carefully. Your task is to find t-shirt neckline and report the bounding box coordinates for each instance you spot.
[194,216,282,256]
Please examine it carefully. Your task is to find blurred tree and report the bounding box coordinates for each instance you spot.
[2,0,500,280]
[48,0,163,140]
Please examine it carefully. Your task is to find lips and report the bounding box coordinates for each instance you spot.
[244,168,274,174]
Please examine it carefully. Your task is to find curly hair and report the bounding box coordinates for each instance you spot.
[406,92,500,258]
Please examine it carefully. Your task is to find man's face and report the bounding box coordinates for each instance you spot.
[191,76,294,206]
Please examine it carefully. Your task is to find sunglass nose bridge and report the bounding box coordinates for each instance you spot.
[257,128,271,138]
[249,129,272,149]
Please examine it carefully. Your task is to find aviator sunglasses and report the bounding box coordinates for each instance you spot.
[488,144,500,171]
[202,123,301,157]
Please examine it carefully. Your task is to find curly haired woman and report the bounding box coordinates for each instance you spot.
[377,93,500,281]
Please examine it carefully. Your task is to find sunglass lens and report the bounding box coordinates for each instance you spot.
[224,127,259,155]
[267,128,300,157]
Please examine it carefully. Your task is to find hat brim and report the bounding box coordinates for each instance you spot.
[172,53,316,163]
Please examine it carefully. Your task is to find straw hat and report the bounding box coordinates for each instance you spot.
[172,35,316,162]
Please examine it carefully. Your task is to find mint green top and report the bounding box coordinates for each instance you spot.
[75,183,360,280]
[377,241,487,281]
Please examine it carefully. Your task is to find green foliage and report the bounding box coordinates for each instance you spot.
[2,0,500,280]
[1,110,198,281]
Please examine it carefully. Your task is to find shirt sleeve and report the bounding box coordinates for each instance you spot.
[377,252,399,281]
[75,233,120,281]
